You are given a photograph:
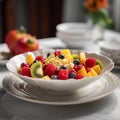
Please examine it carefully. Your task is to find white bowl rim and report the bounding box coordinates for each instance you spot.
[56,22,93,34]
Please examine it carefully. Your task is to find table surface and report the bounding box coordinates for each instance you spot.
[0,35,120,120]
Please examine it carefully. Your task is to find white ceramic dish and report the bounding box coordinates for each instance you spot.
[6,49,114,95]
[56,23,95,48]
[2,72,119,105]
[99,40,120,65]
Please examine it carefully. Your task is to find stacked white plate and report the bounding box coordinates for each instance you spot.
[99,40,120,67]
[56,23,95,48]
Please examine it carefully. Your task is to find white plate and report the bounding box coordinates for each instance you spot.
[0,44,10,65]
[2,72,119,105]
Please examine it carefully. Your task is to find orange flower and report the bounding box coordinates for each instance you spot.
[85,0,108,12]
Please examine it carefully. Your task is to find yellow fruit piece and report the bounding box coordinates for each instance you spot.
[42,76,51,80]
[86,72,92,77]
[61,49,73,62]
[80,52,86,64]
[89,68,98,76]
[61,49,71,55]
[72,54,79,59]
[77,66,87,77]
[93,65,101,75]
[17,67,21,74]
[26,54,35,65]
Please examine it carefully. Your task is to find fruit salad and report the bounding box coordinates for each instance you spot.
[18,49,103,80]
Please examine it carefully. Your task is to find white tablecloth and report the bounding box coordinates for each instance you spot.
[0,35,120,120]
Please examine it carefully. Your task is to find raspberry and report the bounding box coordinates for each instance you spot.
[44,64,57,77]
[54,50,61,57]
[85,58,96,68]
[35,56,45,64]
[20,66,31,77]
[58,69,69,80]
[76,74,84,80]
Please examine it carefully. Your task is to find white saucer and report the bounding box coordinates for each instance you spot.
[2,72,119,105]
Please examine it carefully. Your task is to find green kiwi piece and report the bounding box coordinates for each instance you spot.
[72,54,79,59]
[96,59,103,69]
[30,61,43,78]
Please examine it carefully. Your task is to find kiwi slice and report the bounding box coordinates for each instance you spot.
[72,54,79,59]
[30,61,43,78]
[96,59,103,69]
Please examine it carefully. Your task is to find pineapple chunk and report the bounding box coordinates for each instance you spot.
[61,49,73,62]
[77,66,87,77]
[61,49,71,55]
[89,68,98,76]
[93,65,101,75]
[80,52,86,64]
[86,72,92,77]
[42,75,51,80]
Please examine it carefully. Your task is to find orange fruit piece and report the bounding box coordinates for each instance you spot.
[89,68,98,76]
[77,66,87,77]
[93,65,101,75]
[80,52,86,64]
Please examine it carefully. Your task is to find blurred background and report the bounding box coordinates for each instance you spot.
[0,0,119,43]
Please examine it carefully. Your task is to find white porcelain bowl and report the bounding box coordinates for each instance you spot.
[6,49,114,95]
[56,23,95,48]
[99,40,120,65]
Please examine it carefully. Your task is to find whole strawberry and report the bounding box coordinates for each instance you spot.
[85,58,96,68]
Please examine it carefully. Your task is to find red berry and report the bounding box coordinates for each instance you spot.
[76,74,84,80]
[69,69,77,74]
[85,58,96,68]
[43,64,48,71]
[86,67,90,73]
[74,65,83,71]
[44,64,57,77]
[21,63,29,68]
[54,50,61,57]
[20,66,31,77]
[55,69,60,75]
[58,69,69,80]
[35,56,45,64]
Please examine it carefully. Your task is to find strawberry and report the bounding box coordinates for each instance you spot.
[85,58,96,68]
[44,64,57,77]
[58,69,69,80]
[20,66,31,77]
